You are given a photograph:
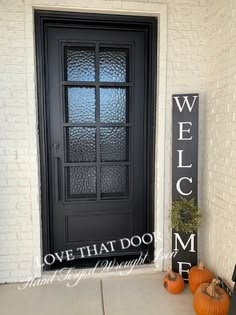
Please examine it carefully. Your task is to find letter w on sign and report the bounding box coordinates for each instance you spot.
[173,95,198,113]
[172,94,199,281]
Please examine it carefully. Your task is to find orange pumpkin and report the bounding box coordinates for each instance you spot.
[193,279,230,315]
[189,261,214,294]
[163,269,185,294]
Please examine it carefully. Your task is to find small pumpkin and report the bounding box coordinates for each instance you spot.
[163,269,185,294]
[189,261,214,294]
[193,279,230,315]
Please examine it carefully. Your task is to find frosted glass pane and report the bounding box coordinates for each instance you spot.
[67,166,96,198]
[99,49,128,82]
[101,166,129,198]
[66,87,95,123]
[66,127,96,162]
[100,127,128,162]
[66,47,95,81]
[100,88,128,123]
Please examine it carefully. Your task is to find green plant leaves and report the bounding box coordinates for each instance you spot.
[170,197,201,233]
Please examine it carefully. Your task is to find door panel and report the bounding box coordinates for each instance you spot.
[46,24,147,259]
[66,211,133,242]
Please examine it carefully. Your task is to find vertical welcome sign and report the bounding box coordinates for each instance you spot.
[172,94,199,280]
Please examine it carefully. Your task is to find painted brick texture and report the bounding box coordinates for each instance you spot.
[199,0,236,288]
[0,1,35,283]
[0,0,208,283]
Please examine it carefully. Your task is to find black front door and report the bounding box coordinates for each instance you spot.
[37,12,156,265]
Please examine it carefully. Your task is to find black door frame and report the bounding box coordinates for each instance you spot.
[35,10,157,270]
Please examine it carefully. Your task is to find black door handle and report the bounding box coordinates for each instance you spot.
[54,157,60,202]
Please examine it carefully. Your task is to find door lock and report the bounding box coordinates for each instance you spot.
[52,143,60,151]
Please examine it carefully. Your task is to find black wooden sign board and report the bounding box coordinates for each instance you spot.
[172,94,199,281]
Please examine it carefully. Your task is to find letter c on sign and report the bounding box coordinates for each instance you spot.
[176,177,193,196]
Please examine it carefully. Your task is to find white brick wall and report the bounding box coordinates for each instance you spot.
[0,0,208,283]
[0,0,34,282]
[199,0,236,288]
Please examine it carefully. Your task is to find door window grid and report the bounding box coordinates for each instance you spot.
[62,43,133,201]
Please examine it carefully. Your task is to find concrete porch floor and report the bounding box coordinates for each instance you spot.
[0,272,195,315]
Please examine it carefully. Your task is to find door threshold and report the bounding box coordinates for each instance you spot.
[41,263,158,281]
